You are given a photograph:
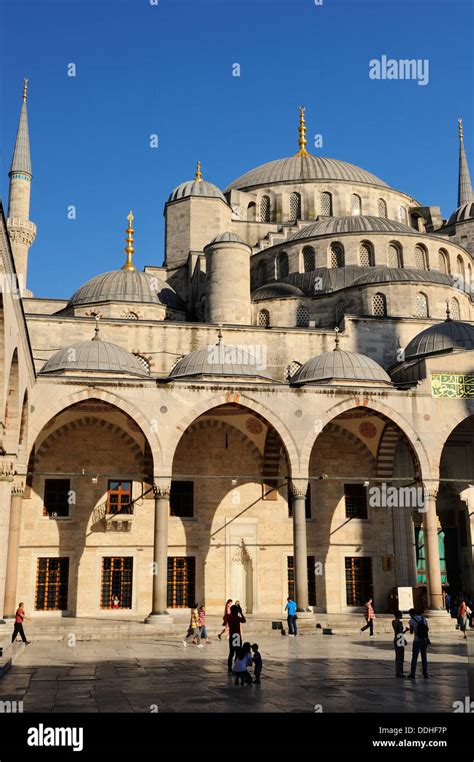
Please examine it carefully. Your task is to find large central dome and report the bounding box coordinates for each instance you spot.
[225,154,388,192]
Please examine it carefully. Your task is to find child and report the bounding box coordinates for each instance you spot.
[391,610,408,678]
[251,643,262,684]
[199,605,211,644]
[233,642,253,686]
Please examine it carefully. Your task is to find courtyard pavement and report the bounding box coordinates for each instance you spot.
[0,633,469,713]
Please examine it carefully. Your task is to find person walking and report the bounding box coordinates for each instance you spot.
[444,591,451,615]
[458,599,471,640]
[407,608,430,679]
[218,599,232,640]
[251,643,263,684]
[285,596,298,636]
[360,598,375,636]
[392,610,408,678]
[227,604,246,674]
[11,602,31,645]
[183,603,201,647]
[199,605,211,644]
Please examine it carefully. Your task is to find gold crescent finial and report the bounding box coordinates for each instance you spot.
[458,117,463,141]
[195,160,203,181]
[122,210,136,271]
[23,78,28,102]
[295,105,309,157]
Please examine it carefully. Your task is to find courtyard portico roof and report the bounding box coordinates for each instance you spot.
[168,339,273,381]
[291,346,391,386]
[404,317,474,359]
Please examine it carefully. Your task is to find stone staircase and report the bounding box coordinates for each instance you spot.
[251,220,306,254]
[0,638,26,676]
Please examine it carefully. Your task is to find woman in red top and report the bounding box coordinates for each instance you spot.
[218,599,232,640]
[360,598,376,637]
[11,602,31,644]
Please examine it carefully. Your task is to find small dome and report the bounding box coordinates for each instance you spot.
[253,282,305,301]
[67,269,184,311]
[169,341,273,381]
[287,216,415,242]
[40,334,150,377]
[168,179,226,203]
[225,155,388,192]
[351,267,454,287]
[291,349,391,385]
[404,319,474,360]
[447,202,474,225]
[208,232,247,245]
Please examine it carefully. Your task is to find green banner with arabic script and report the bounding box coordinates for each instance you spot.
[431,373,474,398]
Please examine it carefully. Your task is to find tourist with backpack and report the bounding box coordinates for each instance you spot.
[407,608,430,679]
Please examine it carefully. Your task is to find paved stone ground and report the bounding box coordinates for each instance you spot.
[0,633,468,713]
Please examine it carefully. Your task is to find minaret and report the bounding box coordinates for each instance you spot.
[7,78,36,292]
[457,118,473,207]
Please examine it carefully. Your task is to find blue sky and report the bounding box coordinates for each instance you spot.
[0,0,473,298]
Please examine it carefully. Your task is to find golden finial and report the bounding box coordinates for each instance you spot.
[23,78,28,102]
[458,117,463,141]
[195,160,203,182]
[295,106,309,157]
[122,210,136,271]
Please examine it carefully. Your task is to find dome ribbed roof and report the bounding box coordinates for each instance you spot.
[351,267,455,287]
[253,282,305,301]
[169,342,273,380]
[225,155,388,192]
[447,202,474,225]
[208,232,246,244]
[291,349,391,385]
[288,216,415,241]
[404,319,474,359]
[67,269,184,311]
[40,335,150,377]
[168,179,226,203]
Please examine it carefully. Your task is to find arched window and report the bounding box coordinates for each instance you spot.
[387,243,402,268]
[449,297,460,320]
[259,195,270,223]
[320,192,332,216]
[289,192,301,221]
[329,242,344,268]
[276,252,289,279]
[335,300,347,324]
[247,202,256,221]
[257,309,270,327]
[296,305,310,327]
[302,246,315,272]
[359,241,373,267]
[377,199,387,218]
[372,293,387,317]
[351,194,362,216]
[125,311,138,320]
[414,245,427,270]
[438,249,449,274]
[457,255,466,283]
[398,206,407,224]
[256,261,266,287]
[415,292,428,318]
[284,360,302,380]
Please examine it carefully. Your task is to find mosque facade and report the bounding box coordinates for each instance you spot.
[0,84,473,623]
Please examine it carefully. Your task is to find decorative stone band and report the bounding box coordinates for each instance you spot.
[289,479,309,498]
[6,218,36,247]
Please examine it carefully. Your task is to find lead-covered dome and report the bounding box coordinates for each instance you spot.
[40,331,150,377]
[291,348,391,385]
[67,269,184,311]
[404,319,474,360]
[288,216,415,241]
[168,179,226,203]
[447,201,474,225]
[169,341,273,381]
[253,283,305,300]
[225,155,388,192]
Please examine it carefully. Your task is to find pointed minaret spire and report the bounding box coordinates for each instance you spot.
[7,78,36,293]
[195,160,203,182]
[295,106,310,157]
[122,210,136,271]
[457,118,473,207]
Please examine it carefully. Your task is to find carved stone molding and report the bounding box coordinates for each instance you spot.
[290,479,308,498]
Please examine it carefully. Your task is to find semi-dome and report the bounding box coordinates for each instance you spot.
[252,282,305,301]
[404,319,474,360]
[169,340,273,381]
[291,348,391,385]
[40,330,150,377]
[225,155,388,192]
[287,216,415,242]
[447,201,474,225]
[67,269,184,311]
[168,178,226,203]
[351,268,455,287]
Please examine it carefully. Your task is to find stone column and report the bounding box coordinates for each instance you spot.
[146,481,172,622]
[291,480,309,612]
[3,484,24,617]
[0,463,15,623]
[423,486,444,611]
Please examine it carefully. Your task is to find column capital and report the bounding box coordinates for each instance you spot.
[153,479,171,498]
[290,479,308,498]
[423,482,439,500]
[12,480,25,497]
[0,459,16,481]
